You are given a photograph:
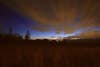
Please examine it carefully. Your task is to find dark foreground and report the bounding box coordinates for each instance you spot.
[0,39,100,67]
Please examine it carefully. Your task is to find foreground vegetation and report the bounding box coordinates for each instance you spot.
[0,39,100,67]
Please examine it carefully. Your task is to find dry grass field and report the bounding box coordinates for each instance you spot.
[0,39,100,67]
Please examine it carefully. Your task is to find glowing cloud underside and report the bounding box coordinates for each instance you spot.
[1,0,100,38]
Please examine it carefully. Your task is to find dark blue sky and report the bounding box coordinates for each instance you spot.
[0,3,60,39]
[0,3,31,34]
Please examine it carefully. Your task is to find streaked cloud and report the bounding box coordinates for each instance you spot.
[1,0,100,38]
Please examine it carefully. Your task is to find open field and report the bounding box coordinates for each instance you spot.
[0,39,100,67]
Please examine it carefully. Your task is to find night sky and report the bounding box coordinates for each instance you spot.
[0,0,100,39]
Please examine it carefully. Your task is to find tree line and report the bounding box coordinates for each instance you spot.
[0,27,31,40]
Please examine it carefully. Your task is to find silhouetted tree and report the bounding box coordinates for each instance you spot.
[0,26,2,34]
[24,30,30,40]
[8,27,13,35]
